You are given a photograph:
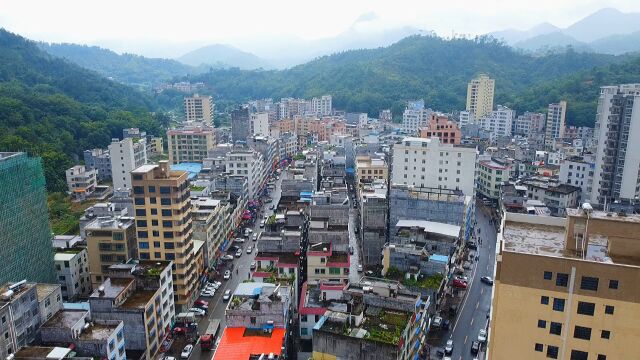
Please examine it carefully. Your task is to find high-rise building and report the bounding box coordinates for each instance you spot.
[545,101,567,149]
[231,106,250,143]
[108,138,147,191]
[184,94,214,126]
[466,74,495,119]
[391,137,478,196]
[591,84,640,205]
[250,112,270,137]
[131,162,198,310]
[167,126,216,164]
[0,152,55,284]
[311,95,332,116]
[489,208,640,360]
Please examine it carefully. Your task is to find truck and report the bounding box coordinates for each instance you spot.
[199,319,221,350]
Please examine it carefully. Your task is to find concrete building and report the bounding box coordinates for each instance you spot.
[379,109,392,122]
[391,137,478,196]
[402,107,432,134]
[298,281,348,340]
[39,310,125,360]
[191,197,225,268]
[311,95,332,116]
[108,138,147,191]
[84,216,137,288]
[167,126,216,164]
[466,73,495,119]
[225,282,292,329]
[458,110,475,126]
[559,155,595,203]
[131,162,198,310]
[184,94,214,126]
[225,147,267,199]
[0,281,41,358]
[359,183,388,268]
[54,248,91,301]
[307,243,350,284]
[0,153,55,284]
[89,261,174,360]
[477,158,513,200]
[521,177,580,217]
[478,105,514,138]
[545,101,567,150]
[489,208,640,360]
[513,112,546,137]
[355,155,387,185]
[83,148,111,181]
[279,132,298,159]
[382,243,449,277]
[35,284,63,325]
[66,165,97,201]
[231,106,250,143]
[250,112,269,137]
[418,113,461,144]
[591,84,640,205]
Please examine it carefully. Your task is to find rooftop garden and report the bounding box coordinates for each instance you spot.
[293,153,306,161]
[190,185,206,192]
[364,310,408,345]
[403,273,445,289]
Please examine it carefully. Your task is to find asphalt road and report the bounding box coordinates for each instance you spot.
[439,203,498,360]
[348,202,362,283]
[183,172,284,360]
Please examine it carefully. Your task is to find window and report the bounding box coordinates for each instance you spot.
[553,298,565,312]
[547,345,559,359]
[162,220,173,228]
[301,328,308,336]
[152,220,158,226]
[544,271,552,280]
[597,356,606,360]
[609,279,618,289]
[165,242,175,249]
[580,276,599,291]
[577,301,595,316]
[601,330,610,339]
[136,220,147,227]
[604,305,614,315]
[541,296,549,305]
[134,197,145,205]
[556,273,569,287]
[133,186,144,195]
[135,209,146,216]
[162,209,172,217]
[329,268,340,275]
[138,231,148,238]
[148,186,156,193]
[153,241,161,248]
[154,252,161,258]
[139,242,149,249]
[573,326,591,340]
[151,209,157,215]
[537,319,546,328]
[160,186,171,194]
[250,317,256,325]
[166,253,175,260]
[150,197,157,204]
[152,230,159,237]
[163,232,174,239]
[570,350,588,360]
[535,343,544,352]
[161,198,171,206]
[550,322,562,335]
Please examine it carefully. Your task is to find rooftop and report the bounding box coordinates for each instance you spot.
[41,309,87,329]
[36,283,60,302]
[317,308,411,346]
[14,347,73,360]
[213,327,285,360]
[120,290,157,309]
[78,321,121,341]
[395,219,461,238]
[90,278,133,299]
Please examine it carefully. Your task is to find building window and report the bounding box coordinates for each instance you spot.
[165,242,175,249]
[329,268,340,275]
[549,322,562,335]
[139,242,149,249]
[250,317,256,325]
[597,356,606,360]
[112,232,124,241]
[152,230,160,237]
[160,186,170,194]
[580,276,599,291]
[537,320,546,328]
[135,209,146,216]
[552,298,565,312]
[166,253,175,260]
[535,343,543,352]
[570,350,588,360]
[543,271,552,280]
[556,273,568,287]
[133,186,144,195]
[576,301,594,316]
[300,315,307,322]
[148,186,156,193]
[604,305,614,315]
[138,231,148,238]
[541,296,549,305]
[150,197,157,204]
[162,220,173,228]
[136,220,147,227]
[161,209,172,216]
[140,252,150,260]
[608,279,618,289]
[134,198,145,205]
[547,345,559,359]
[573,326,591,340]
[301,328,308,336]
[161,198,171,206]
[151,209,157,215]
[601,330,610,339]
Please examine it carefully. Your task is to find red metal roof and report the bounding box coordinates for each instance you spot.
[213,328,285,360]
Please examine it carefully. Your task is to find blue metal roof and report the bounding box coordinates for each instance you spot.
[429,254,449,263]
[171,163,202,179]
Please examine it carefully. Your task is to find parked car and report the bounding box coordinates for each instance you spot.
[194,303,208,311]
[194,299,208,307]
[200,290,215,297]
[445,339,454,355]
[189,308,206,316]
[365,270,374,276]
[449,304,459,316]
[246,246,253,254]
[223,270,231,280]
[478,329,487,343]
[209,281,222,289]
[180,345,193,359]
[244,228,252,237]
[456,275,469,282]
[471,341,480,355]
[432,316,443,328]
[235,249,243,258]
[467,241,478,250]
[452,279,468,289]
[250,261,257,270]
[357,264,363,272]
[481,276,494,285]
[223,290,232,302]
[436,348,445,357]
[259,220,265,228]
[252,233,258,241]
[234,238,246,244]
[222,255,234,261]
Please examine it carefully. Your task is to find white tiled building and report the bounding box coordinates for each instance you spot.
[391,137,478,196]
[478,105,515,138]
[65,165,97,200]
[559,155,595,203]
[108,138,147,191]
[250,112,270,137]
[226,148,267,199]
[54,249,91,301]
[402,108,432,134]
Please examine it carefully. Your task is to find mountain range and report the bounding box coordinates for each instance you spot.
[489,8,640,55]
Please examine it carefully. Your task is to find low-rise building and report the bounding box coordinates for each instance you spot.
[83,148,111,181]
[0,281,41,358]
[476,158,513,200]
[66,165,97,201]
[298,281,348,340]
[559,155,595,204]
[418,113,461,144]
[355,155,387,185]
[521,176,580,217]
[54,248,91,301]
[307,243,350,284]
[35,284,63,324]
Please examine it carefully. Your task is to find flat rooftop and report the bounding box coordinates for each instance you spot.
[213,328,285,360]
[42,309,87,329]
[120,290,156,309]
[79,322,120,341]
[90,278,133,299]
[36,283,60,302]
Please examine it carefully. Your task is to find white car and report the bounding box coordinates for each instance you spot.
[223,270,231,280]
[180,345,193,359]
[188,308,206,316]
[252,233,258,241]
[445,339,454,355]
[234,238,245,244]
[250,261,257,270]
[222,254,234,261]
[246,246,253,254]
[259,220,265,228]
[200,290,215,297]
[223,290,232,302]
[478,329,487,343]
[357,264,363,272]
[235,249,243,258]
[209,281,222,289]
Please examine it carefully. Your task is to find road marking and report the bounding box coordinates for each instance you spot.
[476,302,479,309]
[470,318,474,326]
[481,287,484,295]
[464,335,468,344]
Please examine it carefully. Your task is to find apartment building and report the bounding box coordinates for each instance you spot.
[391,137,478,196]
[513,112,546,137]
[359,182,388,268]
[489,208,640,360]
[379,109,392,121]
[591,84,640,205]
[231,106,250,143]
[307,243,350,284]
[184,94,214,126]
[85,216,137,288]
[0,281,41,358]
[311,95,332,116]
[478,105,515,138]
[355,155,387,184]
[108,138,147,191]
[66,165,97,201]
[458,110,475,126]
[131,162,197,310]
[477,158,513,200]
[83,148,111,181]
[418,113,461,144]
[279,97,310,119]
[167,126,216,164]
[466,73,495,119]
[402,107,432,134]
[250,112,269,136]
[54,248,91,301]
[0,152,55,284]
[35,284,63,325]
[521,177,580,217]
[545,101,568,150]
[559,155,595,203]
[191,197,225,268]
[225,147,267,199]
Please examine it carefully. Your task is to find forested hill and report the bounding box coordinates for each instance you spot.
[185,35,630,125]
[0,29,164,192]
[38,42,200,87]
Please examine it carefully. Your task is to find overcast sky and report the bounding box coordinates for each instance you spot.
[1,0,639,49]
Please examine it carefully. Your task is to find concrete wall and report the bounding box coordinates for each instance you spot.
[312,329,399,360]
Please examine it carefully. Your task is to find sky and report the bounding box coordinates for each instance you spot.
[1,0,639,56]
